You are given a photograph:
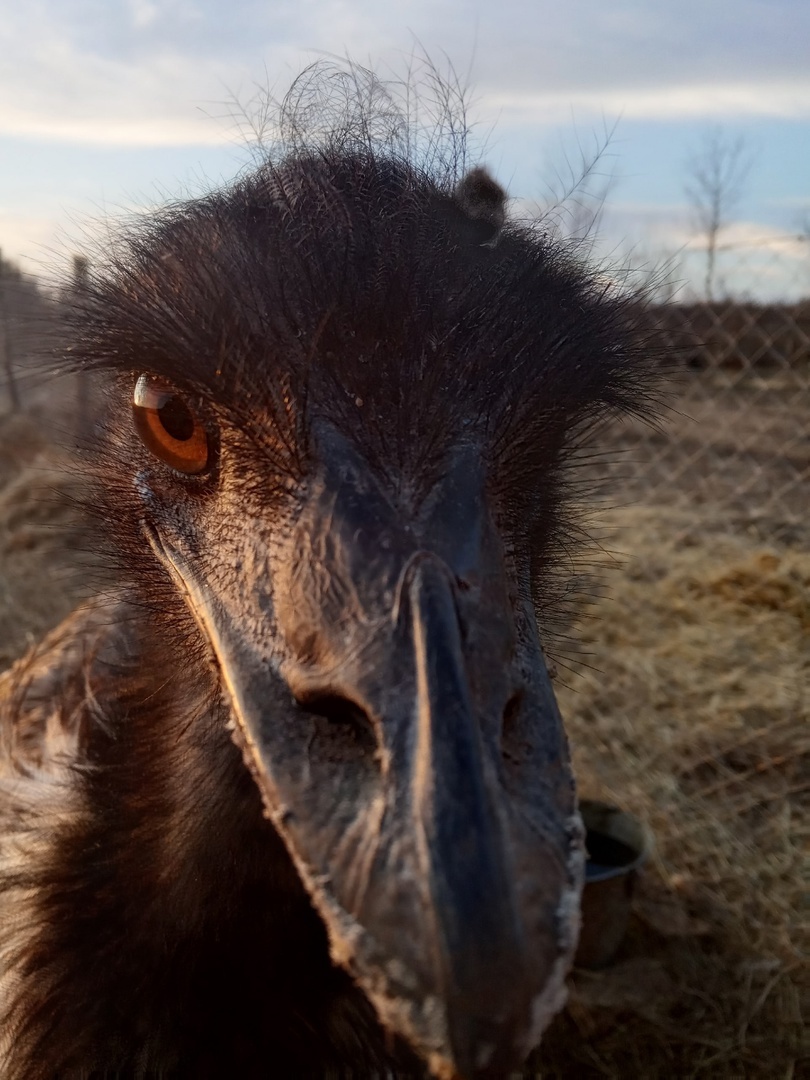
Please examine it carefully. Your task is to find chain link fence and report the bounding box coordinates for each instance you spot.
[550,247,808,1075]
[572,244,808,705]
[611,288,809,545]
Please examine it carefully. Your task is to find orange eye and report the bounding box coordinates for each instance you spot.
[133,375,209,474]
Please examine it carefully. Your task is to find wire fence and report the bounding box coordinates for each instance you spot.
[603,288,810,548]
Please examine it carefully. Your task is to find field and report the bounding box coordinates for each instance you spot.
[0,361,807,1077]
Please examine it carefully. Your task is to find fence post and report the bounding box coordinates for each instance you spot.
[0,250,22,413]
[72,255,90,438]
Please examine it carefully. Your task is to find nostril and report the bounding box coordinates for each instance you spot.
[306,693,365,727]
[299,693,377,756]
[501,689,525,746]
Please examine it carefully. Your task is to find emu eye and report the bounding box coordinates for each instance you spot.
[133,375,209,474]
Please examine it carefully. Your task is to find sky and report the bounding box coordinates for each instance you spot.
[2,0,809,300]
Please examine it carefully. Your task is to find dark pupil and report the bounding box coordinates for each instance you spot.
[157,396,195,442]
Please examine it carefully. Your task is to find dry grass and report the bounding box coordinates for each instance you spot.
[0,415,101,666]
[0,410,806,1078]
[534,503,808,1078]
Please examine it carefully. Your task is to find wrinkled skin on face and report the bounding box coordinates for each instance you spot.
[144,420,583,1079]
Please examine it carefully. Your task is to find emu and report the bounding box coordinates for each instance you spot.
[0,75,654,1079]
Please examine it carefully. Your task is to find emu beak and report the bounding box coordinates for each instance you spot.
[152,429,584,1079]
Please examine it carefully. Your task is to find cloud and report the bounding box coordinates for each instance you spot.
[0,1,306,147]
[590,206,810,301]
[2,1,810,148]
[128,0,161,31]
[483,81,810,127]
[687,219,810,259]
[0,108,229,149]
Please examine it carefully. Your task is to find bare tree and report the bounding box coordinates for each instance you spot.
[685,128,753,301]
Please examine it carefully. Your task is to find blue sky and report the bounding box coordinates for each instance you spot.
[2,0,809,299]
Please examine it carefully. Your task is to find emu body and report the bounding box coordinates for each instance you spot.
[0,118,653,1079]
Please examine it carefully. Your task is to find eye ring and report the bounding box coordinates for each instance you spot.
[133,375,210,475]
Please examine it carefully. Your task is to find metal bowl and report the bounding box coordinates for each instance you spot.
[574,799,652,970]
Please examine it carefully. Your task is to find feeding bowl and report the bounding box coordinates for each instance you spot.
[575,799,652,970]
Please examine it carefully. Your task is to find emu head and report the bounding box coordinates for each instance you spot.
[68,150,651,1078]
